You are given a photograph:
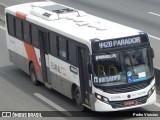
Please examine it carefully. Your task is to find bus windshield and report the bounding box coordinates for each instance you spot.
[93,48,152,86]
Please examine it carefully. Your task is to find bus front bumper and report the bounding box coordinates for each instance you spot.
[93,90,156,111]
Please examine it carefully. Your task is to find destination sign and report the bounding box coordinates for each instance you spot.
[95,54,117,61]
[98,37,141,49]
[98,75,121,83]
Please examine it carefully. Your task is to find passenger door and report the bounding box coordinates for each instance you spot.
[77,47,90,105]
[39,30,50,83]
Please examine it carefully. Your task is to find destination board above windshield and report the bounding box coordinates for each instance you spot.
[99,37,140,49]
[91,34,149,51]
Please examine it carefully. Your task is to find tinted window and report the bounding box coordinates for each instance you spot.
[57,36,68,60]
[31,25,39,48]
[23,21,31,43]
[7,14,15,36]
[68,41,77,66]
[49,32,57,56]
[15,18,23,40]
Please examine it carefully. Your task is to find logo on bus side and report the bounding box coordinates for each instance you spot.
[51,62,67,76]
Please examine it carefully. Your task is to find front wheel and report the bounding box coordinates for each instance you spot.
[29,63,40,86]
[75,87,87,111]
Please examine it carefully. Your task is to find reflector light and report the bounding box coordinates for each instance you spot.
[16,11,27,20]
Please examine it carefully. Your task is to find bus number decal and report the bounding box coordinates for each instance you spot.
[99,41,112,49]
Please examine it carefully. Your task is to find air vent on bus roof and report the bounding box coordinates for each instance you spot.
[76,21,107,31]
[88,22,107,30]
[30,7,59,21]
[40,5,75,13]
[76,22,89,26]
[31,4,87,20]
[31,2,55,7]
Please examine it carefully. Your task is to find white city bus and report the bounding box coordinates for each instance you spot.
[5,1,156,111]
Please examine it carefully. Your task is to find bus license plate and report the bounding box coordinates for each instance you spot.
[124,100,135,106]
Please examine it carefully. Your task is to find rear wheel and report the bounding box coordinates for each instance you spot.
[30,63,40,86]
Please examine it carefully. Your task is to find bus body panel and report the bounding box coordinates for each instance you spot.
[8,36,29,74]
[7,36,78,98]
[7,36,44,81]
[49,55,80,86]
[49,55,80,98]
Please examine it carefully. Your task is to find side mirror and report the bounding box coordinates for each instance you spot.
[88,63,92,74]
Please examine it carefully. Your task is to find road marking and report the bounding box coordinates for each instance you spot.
[34,93,72,117]
[0,25,5,31]
[149,35,160,40]
[0,3,7,7]
[154,102,160,108]
[148,12,160,17]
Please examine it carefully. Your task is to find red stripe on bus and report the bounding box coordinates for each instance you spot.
[24,43,42,77]
[16,11,27,20]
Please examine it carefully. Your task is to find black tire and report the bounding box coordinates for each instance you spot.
[75,87,86,111]
[29,63,40,86]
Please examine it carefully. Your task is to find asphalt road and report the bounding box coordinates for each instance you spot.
[0,0,160,119]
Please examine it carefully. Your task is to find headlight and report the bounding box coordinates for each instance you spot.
[96,94,102,100]
[148,89,152,97]
[148,85,155,97]
[95,93,109,104]
[151,85,155,91]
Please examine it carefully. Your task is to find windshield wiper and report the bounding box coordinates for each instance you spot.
[128,55,135,75]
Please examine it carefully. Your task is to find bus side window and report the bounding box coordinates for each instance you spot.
[68,41,77,66]
[49,32,57,56]
[6,14,15,37]
[23,21,31,44]
[31,25,39,48]
[15,18,23,40]
[57,36,68,61]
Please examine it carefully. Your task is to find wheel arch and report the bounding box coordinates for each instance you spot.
[29,61,33,74]
[71,83,78,100]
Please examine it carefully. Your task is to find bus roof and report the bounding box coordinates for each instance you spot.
[5,1,143,44]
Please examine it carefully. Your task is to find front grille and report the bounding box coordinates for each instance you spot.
[104,80,151,94]
[110,96,148,109]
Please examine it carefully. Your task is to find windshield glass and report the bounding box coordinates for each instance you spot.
[123,48,151,82]
[93,48,152,86]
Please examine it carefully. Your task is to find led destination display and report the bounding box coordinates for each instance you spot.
[98,37,141,49]
[92,34,149,51]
